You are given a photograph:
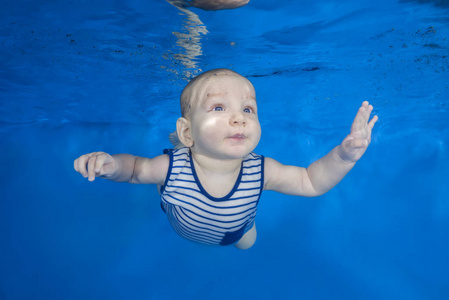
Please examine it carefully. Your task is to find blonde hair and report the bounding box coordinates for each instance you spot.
[180,68,244,117]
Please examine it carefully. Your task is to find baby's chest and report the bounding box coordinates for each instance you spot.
[200,178,237,198]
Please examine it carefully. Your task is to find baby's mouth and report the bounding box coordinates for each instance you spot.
[229,134,246,140]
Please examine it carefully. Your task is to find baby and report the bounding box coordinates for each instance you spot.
[74,69,378,250]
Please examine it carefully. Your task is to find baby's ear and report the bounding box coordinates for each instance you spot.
[176,117,194,147]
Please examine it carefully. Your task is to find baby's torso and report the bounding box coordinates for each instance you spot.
[160,147,264,246]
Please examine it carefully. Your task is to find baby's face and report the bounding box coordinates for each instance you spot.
[187,73,261,160]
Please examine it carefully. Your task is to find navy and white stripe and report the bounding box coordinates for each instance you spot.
[160,147,264,246]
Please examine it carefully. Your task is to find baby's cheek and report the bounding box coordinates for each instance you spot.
[197,118,222,140]
[202,117,220,128]
[251,120,262,137]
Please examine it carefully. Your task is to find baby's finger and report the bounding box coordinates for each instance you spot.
[95,153,109,174]
[87,155,98,181]
[368,115,378,130]
[75,154,90,178]
[351,105,367,131]
[365,104,374,121]
[74,158,80,173]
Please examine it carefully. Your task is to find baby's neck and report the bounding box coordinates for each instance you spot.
[191,152,243,198]
[191,152,242,174]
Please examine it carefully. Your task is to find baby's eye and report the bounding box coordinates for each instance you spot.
[243,107,253,113]
[213,106,224,112]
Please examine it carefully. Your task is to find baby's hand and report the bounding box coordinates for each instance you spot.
[339,101,378,163]
[74,152,117,181]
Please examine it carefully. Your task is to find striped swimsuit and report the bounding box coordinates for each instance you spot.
[160,147,264,246]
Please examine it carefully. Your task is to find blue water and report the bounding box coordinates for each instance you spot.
[1,0,449,299]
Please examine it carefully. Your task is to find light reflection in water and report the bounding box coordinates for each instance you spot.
[166,0,208,78]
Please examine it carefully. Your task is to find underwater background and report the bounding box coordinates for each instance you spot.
[1,0,449,299]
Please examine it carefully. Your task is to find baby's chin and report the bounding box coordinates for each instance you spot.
[222,145,257,159]
[193,147,251,161]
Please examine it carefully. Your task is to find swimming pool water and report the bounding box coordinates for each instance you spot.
[1,0,449,299]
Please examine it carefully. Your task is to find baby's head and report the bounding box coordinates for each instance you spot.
[176,68,261,159]
[180,69,251,117]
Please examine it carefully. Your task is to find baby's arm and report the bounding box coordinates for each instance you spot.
[74,152,169,185]
[264,101,378,197]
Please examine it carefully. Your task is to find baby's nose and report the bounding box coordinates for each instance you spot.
[230,112,246,126]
